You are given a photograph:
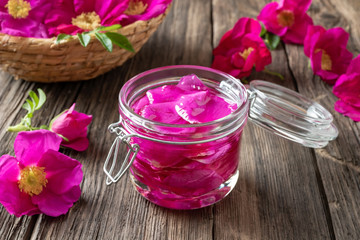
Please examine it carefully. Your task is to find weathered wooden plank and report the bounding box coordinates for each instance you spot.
[212,0,333,239]
[26,0,214,239]
[285,0,360,239]
[1,0,359,239]
[0,74,38,239]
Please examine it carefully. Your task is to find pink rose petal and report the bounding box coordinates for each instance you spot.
[50,103,92,151]
[14,130,62,167]
[38,150,83,195]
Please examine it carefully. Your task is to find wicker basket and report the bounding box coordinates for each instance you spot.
[0,7,170,83]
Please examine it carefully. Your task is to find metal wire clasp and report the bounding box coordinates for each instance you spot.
[103,121,139,185]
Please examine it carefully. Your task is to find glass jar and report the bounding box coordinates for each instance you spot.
[104,65,338,210]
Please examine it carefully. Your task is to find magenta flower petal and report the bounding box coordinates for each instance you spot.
[177,74,207,92]
[345,53,360,74]
[38,150,83,195]
[73,0,96,13]
[14,130,62,167]
[212,17,272,78]
[146,85,184,104]
[95,0,129,23]
[242,34,272,71]
[281,13,313,44]
[175,91,233,123]
[304,25,325,57]
[334,100,360,121]
[0,155,19,181]
[141,102,187,124]
[45,0,128,35]
[32,186,81,217]
[50,103,92,151]
[61,137,90,152]
[1,16,49,38]
[0,181,41,217]
[0,0,53,38]
[332,55,360,121]
[257,0,313,44]
[162,169,224,197]
[118,0,172,26]
[304,25,353,84]
[310,49,338,84]
[257,2,287,36]
[43,7,77,36]
[0,130,84,217]
[232,17,262,37]
[280,0,312,12]
[211,55,241,77]
[0,155,40,217]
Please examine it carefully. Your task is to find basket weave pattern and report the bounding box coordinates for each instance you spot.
[0,9,168,83]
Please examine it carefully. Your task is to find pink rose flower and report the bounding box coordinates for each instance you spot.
[0,130,83,217]
[211,17,272,79]
[50,103,92,151]
[118,0,172,26]
[0,0,52,38]
[304,25,353,84]
[44,0,130,36]
[257,0,313,44]
[332,55,360,121]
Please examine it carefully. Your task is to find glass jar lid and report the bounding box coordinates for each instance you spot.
[247,80,338,148]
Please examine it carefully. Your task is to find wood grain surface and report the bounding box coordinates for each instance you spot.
[0,0,359,239]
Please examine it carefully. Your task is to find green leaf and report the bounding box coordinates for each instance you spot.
[77,32,91,47]
[56,33,72,44]
[260,23,267,37]
[22,101,32,113]
[265,33,280,50]
[105,32,134,52]
[36,89,46,110]
[25,99,35,112]
[95,32,113,52]
[97,24,122,32]
[8,88,47,133]
[29,90,39,107]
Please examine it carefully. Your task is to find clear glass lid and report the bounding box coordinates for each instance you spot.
[247,80,338,148]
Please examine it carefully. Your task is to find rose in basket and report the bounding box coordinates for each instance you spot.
[0,0,172,82]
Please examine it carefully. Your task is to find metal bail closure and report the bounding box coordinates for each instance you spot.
[103,121,139,185]
[247,80,338,148]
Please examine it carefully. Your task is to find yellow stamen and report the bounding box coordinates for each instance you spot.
[277,10,295,27]
[18,166,47,197]
[5,0,31,19]
[239,47,254,60]
[124,0,148,15]
[321,51,332,71]
[315,49,332,71]
[72,12,101,31]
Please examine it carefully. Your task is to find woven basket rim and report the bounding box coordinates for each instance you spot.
[0,4,171,82]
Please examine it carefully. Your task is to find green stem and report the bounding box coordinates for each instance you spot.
[7,124,30,132]
[263,68,284,81]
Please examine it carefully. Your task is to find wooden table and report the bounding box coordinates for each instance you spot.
[1,0,359,239]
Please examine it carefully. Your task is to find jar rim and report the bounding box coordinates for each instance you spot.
[119,65,249,129]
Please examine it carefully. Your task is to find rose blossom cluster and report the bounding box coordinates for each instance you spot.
[0,91,92,217]
[0,0,171,38]
[211,0,359,121]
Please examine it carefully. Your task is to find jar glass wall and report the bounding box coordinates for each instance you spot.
[118,66,249,209]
